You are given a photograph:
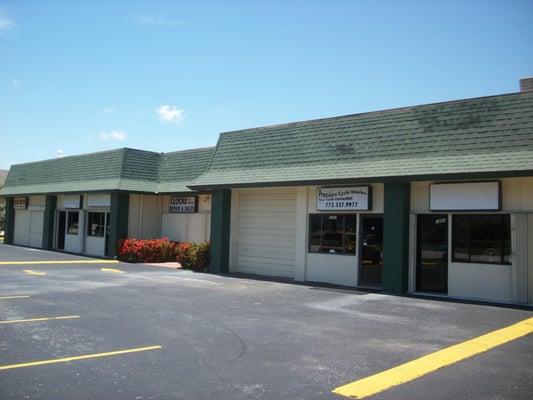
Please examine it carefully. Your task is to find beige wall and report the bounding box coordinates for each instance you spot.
[128,194,162,239]
[411,177,533,213]
[409,177,533,304]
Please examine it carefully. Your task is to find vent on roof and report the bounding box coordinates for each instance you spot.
[328,142,354,154]
[520,77,533,92]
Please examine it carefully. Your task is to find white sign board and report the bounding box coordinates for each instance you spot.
[87,194,111,207]
[317,186,371,211]
[63,195,81,209]
[169,196,198,213]
[430,181,500,211]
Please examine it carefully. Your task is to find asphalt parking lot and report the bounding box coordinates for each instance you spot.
[0,244,532,400]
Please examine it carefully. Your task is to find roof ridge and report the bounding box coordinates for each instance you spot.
[220,91,530,136]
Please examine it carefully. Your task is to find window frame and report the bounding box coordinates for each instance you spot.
[86,212,106,237]
[308,213,357,256]
[451,214,511,266]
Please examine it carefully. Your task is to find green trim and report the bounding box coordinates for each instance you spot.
[382,182,410,293]
[4,197,14,245]
[209,189,231,273]
[41,195,56,249]
[108,193,129,258]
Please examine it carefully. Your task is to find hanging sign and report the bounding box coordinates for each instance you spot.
[14,197,28,210]
[169,196,198,213]
[317,186,371,211]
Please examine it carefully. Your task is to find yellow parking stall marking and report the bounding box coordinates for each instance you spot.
[23,270,46,276]
[0,295,30,300]
[0,260,119,265]
[333,317,533,399]
[101,267,125,274]
[0,315,79,325]
[0,345,162,371]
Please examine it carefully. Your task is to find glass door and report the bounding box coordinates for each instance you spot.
[359,215,383,287]
[416,214,448,293]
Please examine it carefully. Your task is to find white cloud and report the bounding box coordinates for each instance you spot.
[103,106,115,114]
[131,13,183,26]
[90,130,127,142]
[56,149,64,158]
[155,105,184,124]
[0,12,14,31]
[11,78,21,91]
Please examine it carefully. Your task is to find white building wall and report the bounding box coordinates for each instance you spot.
[305,183,383,287]
[410,177,533,304]
[229,183,383,286]
[13,195,44,248]
[160,194,211,242]
[128,194,162,239]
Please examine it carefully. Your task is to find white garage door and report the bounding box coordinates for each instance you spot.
[14,210,30,246]
[14,210,43,248]
[236,188,296,278]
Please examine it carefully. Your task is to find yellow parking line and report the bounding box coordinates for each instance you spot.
[0,315,80,325]
[0,345,162,371]
[0,260,118,265]
[23,270,46,276]
[333,317,533,399]
[0,295,30,300]
[101,268,125,274]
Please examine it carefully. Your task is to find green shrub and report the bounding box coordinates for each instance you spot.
[176,241,210,272]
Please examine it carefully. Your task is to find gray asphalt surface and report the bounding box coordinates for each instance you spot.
[0,244,532,399]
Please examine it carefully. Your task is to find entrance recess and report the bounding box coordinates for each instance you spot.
[359,215,383,287]
[416,214,448,293]
[57,211,66,250]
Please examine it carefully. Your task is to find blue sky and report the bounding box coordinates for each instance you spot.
[1,0,532,168]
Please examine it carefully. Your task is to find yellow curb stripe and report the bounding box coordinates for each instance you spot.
[333,317,533,399]
[0,345,162,371]
[0,295,30,300]
[0,315,80,325]
[0,260,118,265]
[23,270,46,276]
[100,268,125,274]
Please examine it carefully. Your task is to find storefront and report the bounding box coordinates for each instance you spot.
[1,80,532,305]
[192,82,533,305]
[1,147,215,258]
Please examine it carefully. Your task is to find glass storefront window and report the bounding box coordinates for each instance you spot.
[87,212,105,237]
[452,214,511,265]
[308,214,356,255]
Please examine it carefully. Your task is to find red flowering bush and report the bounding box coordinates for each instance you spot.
[176,241,210,272]
[117,237,178,263]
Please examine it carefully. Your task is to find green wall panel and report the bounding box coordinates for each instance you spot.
[42,195,57,249]
[209,189,231,273]
[382,182,411,293]
[4,197,14,245]
[108,192,129,258]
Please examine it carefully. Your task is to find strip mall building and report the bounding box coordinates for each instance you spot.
[2,80,533,306]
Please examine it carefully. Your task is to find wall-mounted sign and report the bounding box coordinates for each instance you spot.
[317,186,371,211]
[169,196,198,213]
[430,181,501,211]
[87,194,111,207]
[63,195,82,209]
[14,197,28,210]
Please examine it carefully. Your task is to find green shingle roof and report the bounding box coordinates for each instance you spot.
[0,147,214,196]
[190,91,533,188]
